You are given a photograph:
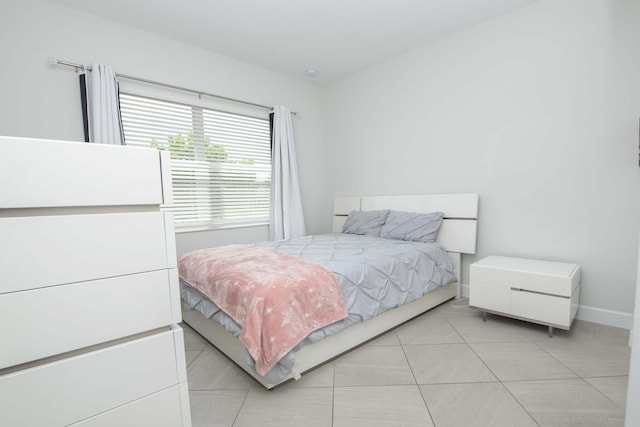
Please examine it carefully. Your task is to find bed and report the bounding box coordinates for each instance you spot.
[180,193,478,388]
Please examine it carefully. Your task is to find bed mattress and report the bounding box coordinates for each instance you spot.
[180,232,456,383]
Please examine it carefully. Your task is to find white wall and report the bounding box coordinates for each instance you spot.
[0,0,327,253]
[323,0,640,327]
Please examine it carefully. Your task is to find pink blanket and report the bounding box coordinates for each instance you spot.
[178,245,348,376]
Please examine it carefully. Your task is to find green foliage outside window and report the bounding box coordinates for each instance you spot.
[151,131,227,162]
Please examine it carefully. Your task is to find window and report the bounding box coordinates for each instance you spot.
[120,93,271,231]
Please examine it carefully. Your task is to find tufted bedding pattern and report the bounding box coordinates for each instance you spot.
[180,233,456,383]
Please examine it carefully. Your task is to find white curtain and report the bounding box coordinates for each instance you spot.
[82,63,125,145]
[269,106,306,240]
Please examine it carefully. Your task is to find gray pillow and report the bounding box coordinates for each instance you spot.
[379,210,444,242]
[342,210,390,236]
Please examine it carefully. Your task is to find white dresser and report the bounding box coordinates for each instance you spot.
[0,136,191,426]
[469,255,580,336]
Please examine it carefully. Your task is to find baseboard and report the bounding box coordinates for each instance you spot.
[575,304,633,330]
[460,284,633,330]
[460,283,470,298]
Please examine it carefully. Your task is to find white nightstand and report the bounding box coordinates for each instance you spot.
[469,256,580,337]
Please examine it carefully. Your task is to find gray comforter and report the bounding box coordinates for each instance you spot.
[180,233,456,383]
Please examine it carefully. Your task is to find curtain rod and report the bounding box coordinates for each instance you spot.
[54,58,297,115]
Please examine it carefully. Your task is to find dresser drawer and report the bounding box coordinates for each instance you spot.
[0,269,180,369]
[70,383,190,427]
[0,328,186,427]
[0,211,176,294]
[0,137,163,209]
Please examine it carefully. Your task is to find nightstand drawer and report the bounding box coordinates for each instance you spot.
[510,287,579,328]
[471,256,580,297]
[468,281,510,314]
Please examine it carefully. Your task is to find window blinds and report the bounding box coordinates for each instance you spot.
[120,93,271,230]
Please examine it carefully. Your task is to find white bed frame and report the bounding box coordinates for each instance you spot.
[182,193,478,389]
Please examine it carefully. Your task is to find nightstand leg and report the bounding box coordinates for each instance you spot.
[548,326,554,338]
[483,312,487,322]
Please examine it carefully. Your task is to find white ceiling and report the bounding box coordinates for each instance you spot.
[49,0,538,84]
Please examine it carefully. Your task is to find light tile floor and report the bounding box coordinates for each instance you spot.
[182,300,630,427]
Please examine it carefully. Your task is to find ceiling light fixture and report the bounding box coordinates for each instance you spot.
[305,69,319,78]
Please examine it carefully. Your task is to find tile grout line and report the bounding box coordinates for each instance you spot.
[444,314,542,426]
[398,340,437,426]
[530,336,583,380]
[331,360,336,426]
[230,388,250,427]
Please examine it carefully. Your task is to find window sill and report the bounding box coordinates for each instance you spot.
[175,222,268,234]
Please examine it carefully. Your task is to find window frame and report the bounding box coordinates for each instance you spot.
[119,91,272,232]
